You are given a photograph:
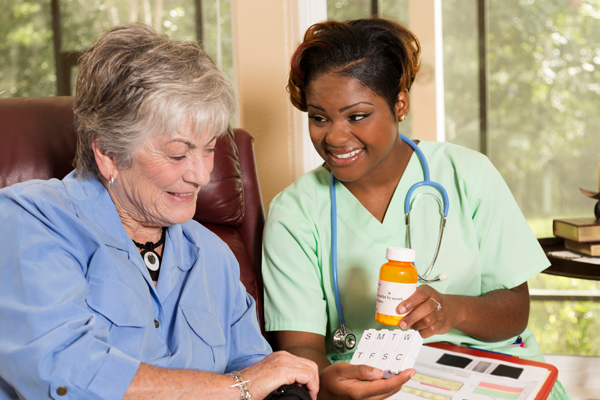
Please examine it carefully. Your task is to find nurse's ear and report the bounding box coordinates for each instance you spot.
[395,90,410,121]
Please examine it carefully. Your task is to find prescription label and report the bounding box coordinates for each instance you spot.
[376,281,416,317]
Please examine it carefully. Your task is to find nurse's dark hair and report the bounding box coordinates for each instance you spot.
[288,17,421,114]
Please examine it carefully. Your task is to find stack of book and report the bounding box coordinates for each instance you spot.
[553,217,600,256]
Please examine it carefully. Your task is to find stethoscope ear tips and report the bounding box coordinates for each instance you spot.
[438,273,448,281]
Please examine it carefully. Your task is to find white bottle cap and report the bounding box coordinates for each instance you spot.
[386,247,415,262]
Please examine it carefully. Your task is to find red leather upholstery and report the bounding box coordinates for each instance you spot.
[194,128,244,227]
[233,130,266,308]
[0,96,265,333]
[0,97,77,188]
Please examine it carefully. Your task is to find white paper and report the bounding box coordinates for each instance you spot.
[573,256,600,264]
[547,250,582,259]
[548,250,600,264]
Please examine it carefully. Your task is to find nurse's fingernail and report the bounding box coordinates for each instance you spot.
[399,321,407,329]
[397,306,406,314]
[372,368,384,378]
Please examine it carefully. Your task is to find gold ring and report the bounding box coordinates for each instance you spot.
[430,298,442,311]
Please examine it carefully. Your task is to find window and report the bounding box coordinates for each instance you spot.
[1,1,54,97]
[328,0,408,22]
[444,0,600,237]
[443,0,600,356]
[0,0,233,97]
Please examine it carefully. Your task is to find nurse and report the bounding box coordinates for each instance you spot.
[262,17,570,400]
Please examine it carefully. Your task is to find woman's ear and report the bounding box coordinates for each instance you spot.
[92,140,118,181]
[394,90,411,120]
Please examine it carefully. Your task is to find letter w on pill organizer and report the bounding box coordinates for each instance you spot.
[350,329,423,378]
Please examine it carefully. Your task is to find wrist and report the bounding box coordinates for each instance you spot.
[445,294,466,329]
[229,371,251,400]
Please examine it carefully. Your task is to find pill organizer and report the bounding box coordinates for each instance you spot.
[349,329,423,378]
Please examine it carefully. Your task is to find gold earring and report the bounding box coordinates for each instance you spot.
[398,115,406,122]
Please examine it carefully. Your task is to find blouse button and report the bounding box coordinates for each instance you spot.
[56,386,68,396]
[154,319,160,328]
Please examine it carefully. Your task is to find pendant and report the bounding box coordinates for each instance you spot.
[141,250,161,281]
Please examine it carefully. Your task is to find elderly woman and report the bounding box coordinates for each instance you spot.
[0,24,317,400]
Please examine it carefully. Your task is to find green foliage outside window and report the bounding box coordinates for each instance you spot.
[0,0,233,98]
[443,0,600,355]
[529,300,599,355]
[529,273,600,356]
[327,0,370,21]
[59,0,197,50]
[445,0,600,357]
[444,0,599,227]
[487,0,599,225]
[0,1,55,97]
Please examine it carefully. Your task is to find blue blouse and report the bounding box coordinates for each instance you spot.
[0,171,270,400]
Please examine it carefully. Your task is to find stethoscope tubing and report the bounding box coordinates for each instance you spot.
[330,172,346,325]
[400,135,449,217]
[330,134,450,351]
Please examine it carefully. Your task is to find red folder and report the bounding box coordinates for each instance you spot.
[425,343,559,400]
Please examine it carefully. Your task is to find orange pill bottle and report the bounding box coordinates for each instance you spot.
[375,247,418,326]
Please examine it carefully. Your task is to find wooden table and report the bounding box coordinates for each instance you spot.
[539,237,600,281]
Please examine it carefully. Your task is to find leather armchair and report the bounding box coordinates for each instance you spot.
[0,96,266,332]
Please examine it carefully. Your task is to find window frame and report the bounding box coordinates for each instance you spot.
[49,0,205,96]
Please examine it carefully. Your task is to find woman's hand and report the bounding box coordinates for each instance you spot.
[241,351,320,400]
[395,285,456,339]
[318,362,415,400]
[396,283,530,342]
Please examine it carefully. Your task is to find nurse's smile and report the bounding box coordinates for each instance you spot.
[329,148,365,166]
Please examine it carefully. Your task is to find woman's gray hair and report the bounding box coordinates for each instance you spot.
[73,23,235,177]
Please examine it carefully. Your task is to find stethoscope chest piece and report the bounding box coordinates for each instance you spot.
[333,324,356,353]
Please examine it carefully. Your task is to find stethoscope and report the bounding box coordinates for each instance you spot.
[331,134,450,353]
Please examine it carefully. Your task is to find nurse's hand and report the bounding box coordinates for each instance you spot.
[395,285,455,339]
[319,362,415,400]
[395,282,530,342]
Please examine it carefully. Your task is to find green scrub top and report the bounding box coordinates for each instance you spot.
[262,140,550,363]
